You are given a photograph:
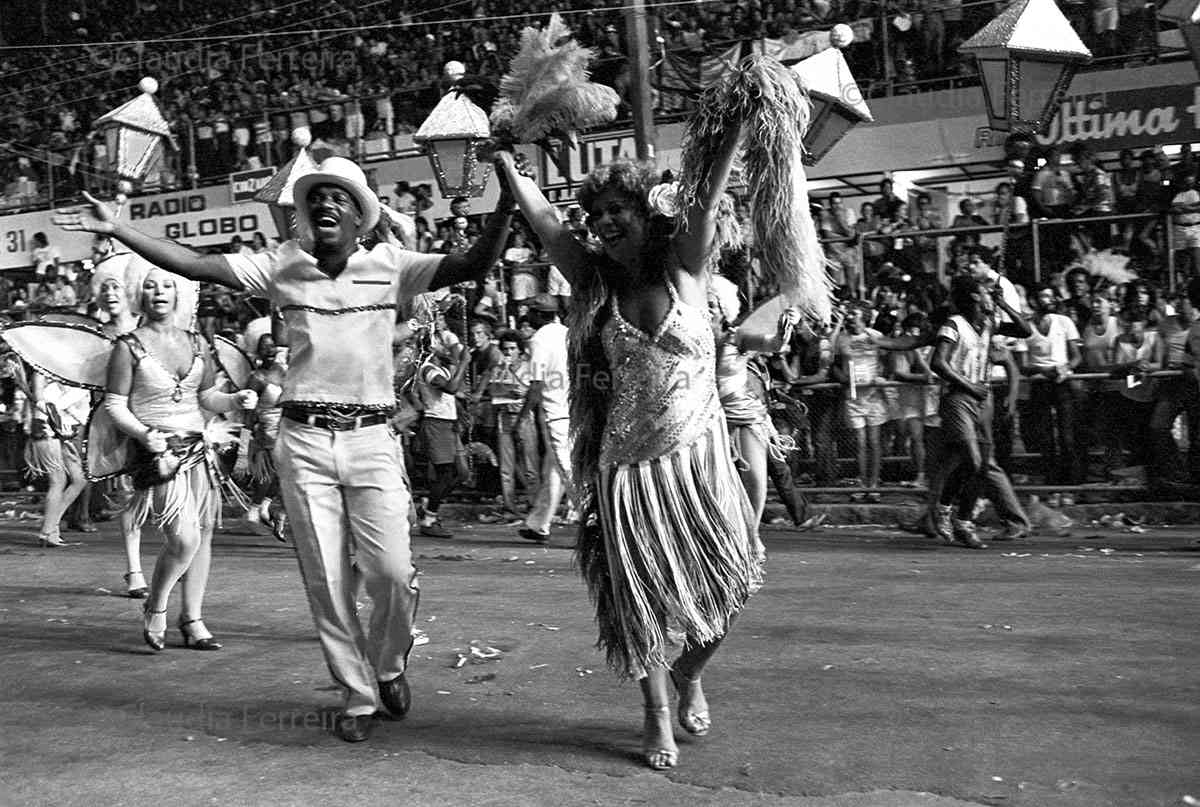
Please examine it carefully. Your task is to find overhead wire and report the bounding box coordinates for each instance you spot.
[0,0,399,126]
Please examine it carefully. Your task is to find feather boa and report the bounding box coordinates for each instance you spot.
[490,13,620,143]
[675,55,832,324]
[1075,249,1137,286]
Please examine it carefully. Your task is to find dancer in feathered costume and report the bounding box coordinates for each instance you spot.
[493,24,827,768]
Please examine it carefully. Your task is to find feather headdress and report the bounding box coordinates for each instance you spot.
[675,56,832,325]
[490,13,620,147]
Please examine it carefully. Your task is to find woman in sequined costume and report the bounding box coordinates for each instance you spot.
[104,267,256,651]
[495,134,759,770]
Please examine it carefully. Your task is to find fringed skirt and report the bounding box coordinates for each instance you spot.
[24,434,81,478]
[126,434,240,533]
[722,390,792,467]
[582,415,762,678]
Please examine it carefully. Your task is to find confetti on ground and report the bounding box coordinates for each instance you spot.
[466,672,496,684]
[575,666,593,676]
[528,622,560,631]
[529,664,548,670]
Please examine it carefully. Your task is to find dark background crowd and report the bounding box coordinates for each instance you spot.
[0,0,1179,210]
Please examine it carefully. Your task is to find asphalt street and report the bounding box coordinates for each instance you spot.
[1,515,1198,807]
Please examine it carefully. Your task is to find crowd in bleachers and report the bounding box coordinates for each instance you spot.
[0,0,1173,210]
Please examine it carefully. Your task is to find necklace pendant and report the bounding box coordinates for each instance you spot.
[172,386,183,403]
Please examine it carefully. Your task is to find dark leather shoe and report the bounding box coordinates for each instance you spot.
[334,712,374,743]
[378,674,411,718]
[67,521,99,533]
[518,527,550,544]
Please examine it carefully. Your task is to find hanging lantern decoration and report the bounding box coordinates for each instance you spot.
[791,44,873,165]
[252,129,318,240]
[958,0,1092,135]
[1159,0,1200,77]
[413,86,492,199]
[93,77,175,183]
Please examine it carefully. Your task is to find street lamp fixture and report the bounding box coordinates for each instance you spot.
[958,0,1092,135]
[93,77,174,185]
[791,46,873,165]
[413,88,492,199]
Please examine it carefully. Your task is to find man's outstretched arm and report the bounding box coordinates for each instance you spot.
[53,192,244,289]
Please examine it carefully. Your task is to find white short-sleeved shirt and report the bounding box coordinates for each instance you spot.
[546,265,572,297]
[226,241,442,409]
[937,315,993,386]
[416,359,458,420]
[1025,313,1079,369]
[840,329,883,385]
[527,321,570,421]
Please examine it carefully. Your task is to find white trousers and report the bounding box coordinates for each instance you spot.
[525,416,573,534]
[277,420,418,717]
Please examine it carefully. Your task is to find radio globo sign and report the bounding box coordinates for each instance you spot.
[125,191,264,244]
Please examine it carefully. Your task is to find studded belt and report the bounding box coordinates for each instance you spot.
[282,405,390,431]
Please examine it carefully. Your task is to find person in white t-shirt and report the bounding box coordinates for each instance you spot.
[516,294,572,542]
[1020,283,1085,489]
[929,275,1032,548]
[54,155,518,744]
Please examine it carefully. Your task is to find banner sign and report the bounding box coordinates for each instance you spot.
[971,84,1200,152]
[0,185,272,270]
[230,167,276,204]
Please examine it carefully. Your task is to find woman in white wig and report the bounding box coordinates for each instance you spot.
[103,257,256,651]
[91,254,149,595]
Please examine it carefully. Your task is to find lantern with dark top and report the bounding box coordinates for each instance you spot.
[958,0,1092,135]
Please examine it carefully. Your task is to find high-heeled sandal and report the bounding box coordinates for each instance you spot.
[642,706,679,771]
[669,667,711,736]
[178,618,223,651]
[123,571,148,599]
[142,606,167,652]
[37,530,66,548]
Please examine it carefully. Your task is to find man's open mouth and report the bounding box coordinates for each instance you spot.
[313,210,340,228]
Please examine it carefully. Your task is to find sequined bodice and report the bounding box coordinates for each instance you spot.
[599,288,721,467]
[128,338,207,433]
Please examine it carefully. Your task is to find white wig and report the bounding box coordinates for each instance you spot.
[709,274,742,323]
[124,254,199,331]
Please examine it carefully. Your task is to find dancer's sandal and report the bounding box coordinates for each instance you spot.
[142,606,167,652]
[178,618,223,651]
[642,706,679,770]
[37,529,66,547]
[669,667,711,736]
[124,571,148,599]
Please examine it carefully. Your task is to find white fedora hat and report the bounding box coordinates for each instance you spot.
[293,156,380,240]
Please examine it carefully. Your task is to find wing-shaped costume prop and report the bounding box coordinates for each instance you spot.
[37,311,104,328]
[0,321,114,389]
[83,402,131,481]
[211,334,253,390]
[736,295,791,342]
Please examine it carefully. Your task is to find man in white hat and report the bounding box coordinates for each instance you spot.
[55,155,519,743]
